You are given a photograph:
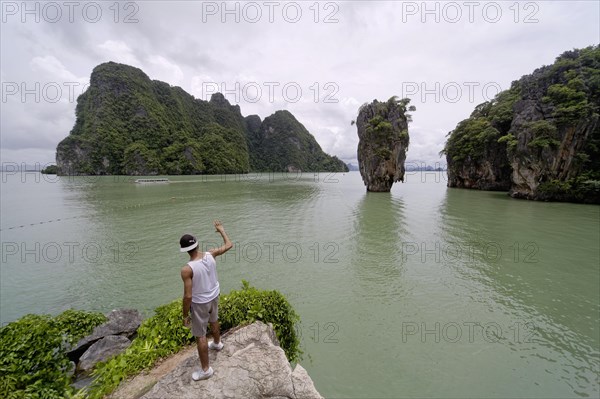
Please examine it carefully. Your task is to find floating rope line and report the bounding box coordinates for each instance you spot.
[2,181,278,232]
[0,216,86,232]
[0,195,205,232]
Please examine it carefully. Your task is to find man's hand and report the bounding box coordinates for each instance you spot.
[214,220,225,233]
[183,316,191,328]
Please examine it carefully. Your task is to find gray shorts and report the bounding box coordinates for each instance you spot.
[190,297,219,337]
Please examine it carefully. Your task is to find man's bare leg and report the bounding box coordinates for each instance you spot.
[196,336,209,371]
[210,321,221,344]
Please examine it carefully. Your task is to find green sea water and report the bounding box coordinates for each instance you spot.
[1,171,598,398]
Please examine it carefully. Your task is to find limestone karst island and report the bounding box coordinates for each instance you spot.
[55,62,348,176]
[442,46,600,204]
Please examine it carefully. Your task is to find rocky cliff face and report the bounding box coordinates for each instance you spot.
[506,55,600,202]
[56,62,347,175]
[444,46,600,203]
[142,322,322,399]
[356,97,412,192]
[444,96,514,191]
[445,142,512,190]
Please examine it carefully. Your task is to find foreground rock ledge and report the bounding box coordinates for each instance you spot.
[142,321,323,399]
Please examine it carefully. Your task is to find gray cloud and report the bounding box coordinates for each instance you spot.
[1,0,599,167]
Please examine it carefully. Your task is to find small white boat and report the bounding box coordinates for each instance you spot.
[134,178,170,184]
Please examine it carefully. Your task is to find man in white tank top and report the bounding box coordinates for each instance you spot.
[180,220,233,381]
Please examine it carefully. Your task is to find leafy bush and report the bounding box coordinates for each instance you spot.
[443,118,501,163]
[528,137,561,149]
[498,133,518,151]
[0,310,107,399]
[543,82,590,124]
[536,179,571,196]
[219,280,301,362]
[525,120,561,150]
[52,310,108,345]
[536,177,600,203]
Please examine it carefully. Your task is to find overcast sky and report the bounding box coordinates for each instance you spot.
[1,0,598,168]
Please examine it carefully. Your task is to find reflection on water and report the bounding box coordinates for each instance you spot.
[439,188,600,397]
[1,172,598,398]
[351,192,407,300]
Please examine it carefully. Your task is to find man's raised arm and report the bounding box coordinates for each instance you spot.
[209,220,233,258]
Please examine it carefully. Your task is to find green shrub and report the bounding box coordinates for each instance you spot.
[536,177,600,203]
[537,179,571,196]
[543,82,590,124]
[521,120,561,150]
[528,137,561,149]
[53,310,108,345]
[498,133,518,151]
[219,280,301,362]
[41,165,59,174]
[0,310,107,399]
[442,117,501,163]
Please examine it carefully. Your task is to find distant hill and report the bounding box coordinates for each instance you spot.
[247,110,347,172]
[404,164,446,171]
[56,62,348,175]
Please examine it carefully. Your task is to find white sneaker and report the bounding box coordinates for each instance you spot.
[192,367,214,381]
[209,341,224,351]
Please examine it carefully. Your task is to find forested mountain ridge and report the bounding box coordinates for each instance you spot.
[56,62,348,175]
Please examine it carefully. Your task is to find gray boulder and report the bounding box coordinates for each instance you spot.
[142,321,322,399]
[78,335,132,372]
[68,308,142,362]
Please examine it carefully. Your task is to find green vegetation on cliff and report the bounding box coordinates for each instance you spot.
[361,97,413,158]
[441,86,517,190]
[0,310,107,399]
[56,62,346,175]
[41,165,59,174]
[445,87,520,159]
[443,45,600,202]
